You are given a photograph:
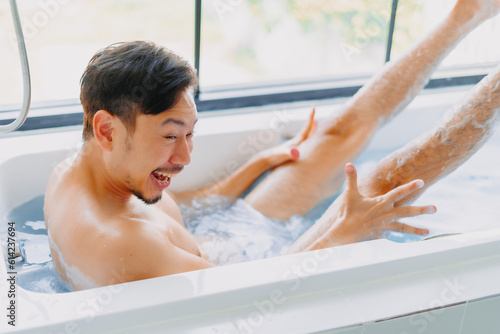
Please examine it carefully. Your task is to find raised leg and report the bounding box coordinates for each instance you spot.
[359,64,500,203]
[289,66,500,252]
[244,0,500,220]
[288,64,500,254]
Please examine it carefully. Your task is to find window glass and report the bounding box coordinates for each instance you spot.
[0,0,194,107]
[392,0,500,71]
[2,0,499,112]
[200,0,393,89]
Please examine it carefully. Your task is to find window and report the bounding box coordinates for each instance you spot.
[1,0,500,129]
[199,0,392,88]
[391,0,500,74]
[0,0,194,107]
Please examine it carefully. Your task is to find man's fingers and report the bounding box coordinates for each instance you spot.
[386,221,430,236]
[296,108,317,144]
[344,163,358,194]
[310,117,318,137]
[265,148,298,167]
[389,205,437,220]
[304,107,316,137]
[306,108,317,137]
[385,179,425,203]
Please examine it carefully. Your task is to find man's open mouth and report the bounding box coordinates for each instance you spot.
[151,170,172,188]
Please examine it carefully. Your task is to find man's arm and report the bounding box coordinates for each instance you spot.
[288,163,437,253]
[173,110,317,204]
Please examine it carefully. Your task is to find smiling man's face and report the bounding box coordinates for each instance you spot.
[108,90,198,204]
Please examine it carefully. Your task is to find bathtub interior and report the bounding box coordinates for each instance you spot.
[1,87,500,333]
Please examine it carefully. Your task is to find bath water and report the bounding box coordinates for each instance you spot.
[4,196,72,294]
[5,136,500,293]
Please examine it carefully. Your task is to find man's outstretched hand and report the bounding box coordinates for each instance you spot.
[307,163,436,250]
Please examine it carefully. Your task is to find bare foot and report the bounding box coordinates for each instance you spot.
[452,0,500,25]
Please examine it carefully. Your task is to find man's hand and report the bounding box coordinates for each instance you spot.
[319,163,436,246]
[256,108,317,169]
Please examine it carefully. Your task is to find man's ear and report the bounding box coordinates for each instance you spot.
[93,110,115,151]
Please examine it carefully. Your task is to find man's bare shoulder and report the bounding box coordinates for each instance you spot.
[58,214,212,288]
[47,200,207,288]
[44,158,211,289]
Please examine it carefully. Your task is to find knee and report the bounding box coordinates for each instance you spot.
[319,112,353,136]
[319,111,377,140]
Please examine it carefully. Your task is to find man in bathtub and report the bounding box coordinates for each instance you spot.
[45,0,500,289]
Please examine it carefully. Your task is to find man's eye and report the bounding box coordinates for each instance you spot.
[165,136,176,140]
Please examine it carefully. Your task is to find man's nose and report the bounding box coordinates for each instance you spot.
[170,139,191,166]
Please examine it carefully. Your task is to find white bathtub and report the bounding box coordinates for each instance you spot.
[1,87,500,333]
